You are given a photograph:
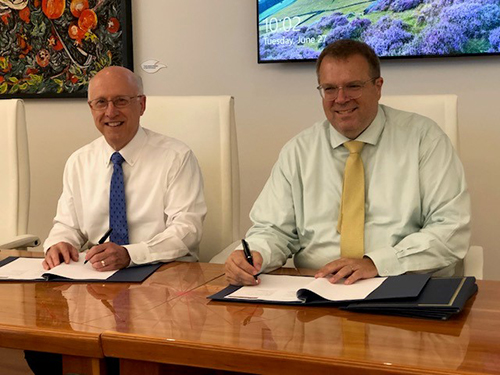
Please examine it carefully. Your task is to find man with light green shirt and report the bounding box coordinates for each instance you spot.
[225,39,470,286]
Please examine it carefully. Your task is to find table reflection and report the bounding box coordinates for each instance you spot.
[58,262,215,333]
[224,305,278,350]
[198,286,471,372]
[35,283,72,330]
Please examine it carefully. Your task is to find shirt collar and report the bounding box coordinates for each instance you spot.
[328,105,386,149]
[103,126,147,166]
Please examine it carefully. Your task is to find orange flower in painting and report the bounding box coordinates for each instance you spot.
[78,8,97,32]
[67,73,79,84]
[48,33,64,51]
[42,0,66,20]
[1,12,11,25]
[17,34,32,57]
[36,49,51,68]
[68,21,85,44]
[70,0,89,18]
[0,76,4,83]
[107,17,120,33]
[26,68,39,75]
[19,6,31,23]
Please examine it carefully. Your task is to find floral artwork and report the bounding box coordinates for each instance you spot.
[258,0,500,61]
[0,0,132,98]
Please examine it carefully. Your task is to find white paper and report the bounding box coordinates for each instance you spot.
[0,258,46,280]
[302,277,386,301]
[0,256,117,281]
[226,274,387,302]
[47,256,116,280]
[227,275,313,302]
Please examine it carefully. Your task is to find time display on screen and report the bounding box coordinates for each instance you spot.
[261,15,327,47]
[263,16,301,33]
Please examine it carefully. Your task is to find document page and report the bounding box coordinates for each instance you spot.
[226,275,313,302]
[0,258,45,280]
[0,256,117,281]
[47,256,117,280]
[225,274,387,302]
[302,276,386,301]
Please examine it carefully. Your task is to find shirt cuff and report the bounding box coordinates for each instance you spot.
[123,242,150,266]
[366,246,405,276]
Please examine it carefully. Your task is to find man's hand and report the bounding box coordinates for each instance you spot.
[315,257,378,285]
[85,242,131,271]
[86,284,129,300]
[43,242,79,270]
[225,250,263,286]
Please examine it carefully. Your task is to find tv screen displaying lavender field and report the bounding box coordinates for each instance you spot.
[258,0,500,62]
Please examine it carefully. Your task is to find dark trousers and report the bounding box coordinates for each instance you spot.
[24,350,119,375]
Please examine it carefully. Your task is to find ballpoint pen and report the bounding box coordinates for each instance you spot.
[84,228,113,264]
[241,239,258,280]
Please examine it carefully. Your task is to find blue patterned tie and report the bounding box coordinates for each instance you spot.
[109,152,129,245]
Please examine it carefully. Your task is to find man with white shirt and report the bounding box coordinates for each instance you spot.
[32,64,206,375]
[42,66,207,271]
[225,39,470,286]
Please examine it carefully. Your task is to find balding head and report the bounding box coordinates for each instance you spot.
[87,66,147,151]
[88,66,144,98]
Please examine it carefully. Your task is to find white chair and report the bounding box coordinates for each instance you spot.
[381,95,483,279]
[140,96,240,262]
[0,99,40,249]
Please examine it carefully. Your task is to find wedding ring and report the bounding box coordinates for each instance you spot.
[101,260,106,267]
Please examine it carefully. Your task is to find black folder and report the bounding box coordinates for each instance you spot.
[342,277,478,320]
[209,274,430,305]
[209,274,478,320]
[0,256,162,283]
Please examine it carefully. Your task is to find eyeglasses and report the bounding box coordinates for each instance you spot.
[88,95,144,110]
[317,77,379,101]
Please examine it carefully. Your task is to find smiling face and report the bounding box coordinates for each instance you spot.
[318,54,383,139]
[88,66,146,151]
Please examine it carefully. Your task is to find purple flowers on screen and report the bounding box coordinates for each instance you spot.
[259,0,500,60]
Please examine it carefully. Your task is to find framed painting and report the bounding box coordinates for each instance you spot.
[0,0,133,98]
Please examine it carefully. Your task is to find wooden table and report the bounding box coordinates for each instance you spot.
[100,265,500,375]
[0,250,223,374]
[1,251,498,375]
[0,249,106,374]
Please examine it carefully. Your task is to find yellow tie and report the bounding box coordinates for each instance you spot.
[337,140,365,258]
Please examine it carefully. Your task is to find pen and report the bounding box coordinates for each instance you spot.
[241,239,258,280]
[84,228,113,264]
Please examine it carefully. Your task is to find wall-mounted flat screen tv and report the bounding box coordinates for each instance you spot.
[258,0,500,62]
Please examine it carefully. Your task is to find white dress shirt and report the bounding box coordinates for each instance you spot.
[44,127,207,265]
[245,105,471,276]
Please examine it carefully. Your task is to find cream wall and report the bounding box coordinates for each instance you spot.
[25,0,500,279]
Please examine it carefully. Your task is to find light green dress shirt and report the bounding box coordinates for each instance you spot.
[246,105,471,276]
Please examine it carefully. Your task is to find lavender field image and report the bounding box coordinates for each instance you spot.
[258,0,500,61]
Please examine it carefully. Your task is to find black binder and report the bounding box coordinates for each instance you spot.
[298,274,430,304]
[0,256,162,283]
[209,275,477,320]
[343,277,478,320]
[209,274,430,305]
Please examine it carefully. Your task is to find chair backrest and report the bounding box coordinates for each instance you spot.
[380,95,458,150]
[140,96,240,262]
[0,99,30,240]
[464,246,483,280]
